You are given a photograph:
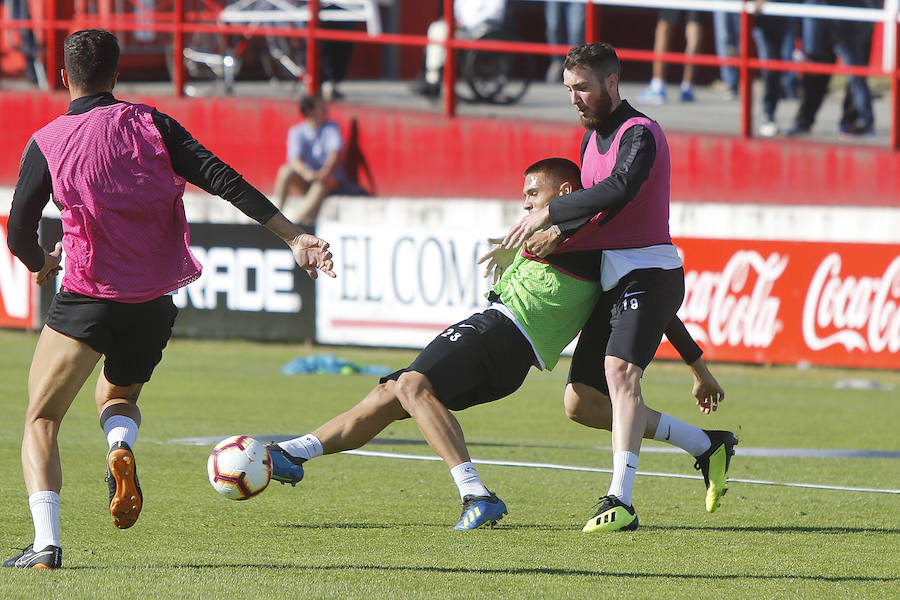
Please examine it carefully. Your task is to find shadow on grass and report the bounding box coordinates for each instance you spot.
[640,524,900,535]
[90,562,898,583]
[276,522,900,535]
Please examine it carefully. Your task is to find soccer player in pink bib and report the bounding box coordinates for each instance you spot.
[4,29,334,569]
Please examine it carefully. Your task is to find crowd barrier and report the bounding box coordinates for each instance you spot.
[3,1,900,144]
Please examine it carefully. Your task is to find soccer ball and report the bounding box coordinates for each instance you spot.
[207,435,272,500]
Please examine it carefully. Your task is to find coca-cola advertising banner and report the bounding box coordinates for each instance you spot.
[661,239,900,369]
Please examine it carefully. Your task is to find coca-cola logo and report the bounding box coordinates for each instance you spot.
[680,250,787,348]
[802,253,900,353]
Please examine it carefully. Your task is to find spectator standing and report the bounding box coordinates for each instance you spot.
[754,0,795,136]
[638,9,705,104]
[713,8,741,99]
[787,0,875,137]
[545,1,585,83]
[320,18,356,101]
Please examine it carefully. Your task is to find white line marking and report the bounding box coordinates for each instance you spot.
[341,450,900,495]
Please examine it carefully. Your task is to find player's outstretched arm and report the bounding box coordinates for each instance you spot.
[264,213,336,280]
[476,238,519,285]
[687,357,725,414]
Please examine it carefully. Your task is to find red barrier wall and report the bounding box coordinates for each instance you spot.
[2,90,899,207]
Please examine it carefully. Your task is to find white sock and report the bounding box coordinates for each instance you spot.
[654,413,711,457]
[29,491,61,550]
[607,451,639,507]
[103,415,138,449]
[649,77,664,91]
[450,461,490,500]
[277,434,323,461]
[680,81,693,91]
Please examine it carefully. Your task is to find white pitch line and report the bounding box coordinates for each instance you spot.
[341,449,900,495]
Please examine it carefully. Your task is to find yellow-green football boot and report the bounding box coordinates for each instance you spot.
[694,430,738,512]
[582,495,638,532]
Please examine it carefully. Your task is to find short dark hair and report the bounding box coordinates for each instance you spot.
[564,42,620,81]
[524,158,583,191]
[300,94,323,116]
[63,29,120,91]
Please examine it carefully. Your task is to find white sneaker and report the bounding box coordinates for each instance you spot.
[758,120,779,137]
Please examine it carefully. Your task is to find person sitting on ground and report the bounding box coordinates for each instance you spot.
[273,94,360,230]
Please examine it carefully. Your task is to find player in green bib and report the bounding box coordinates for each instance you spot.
[265,158,722,531]
[490,250,599,371]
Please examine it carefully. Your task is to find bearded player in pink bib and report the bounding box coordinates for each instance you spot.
[4,29,334,569]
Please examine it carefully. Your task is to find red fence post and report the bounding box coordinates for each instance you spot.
[44,0,57,90]
[893,18,899,150]
[307,0,321,96]
[585,1,598,44]
[442,0,456,117]
[172,0,184,98]
[738,1,751,138]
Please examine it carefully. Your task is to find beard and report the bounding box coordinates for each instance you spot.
[579,88,613,130]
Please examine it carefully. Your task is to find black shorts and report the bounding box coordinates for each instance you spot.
[46,291,178,386]
[660,10,704,26]
[568,268,685,394]
[381,308,536,412]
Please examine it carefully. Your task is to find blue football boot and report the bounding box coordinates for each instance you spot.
[454,492,508,530]
[265,443,305,486]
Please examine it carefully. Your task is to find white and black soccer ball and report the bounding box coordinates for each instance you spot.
[207,435,272,500]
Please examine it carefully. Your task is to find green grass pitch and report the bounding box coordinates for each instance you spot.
[0,328,898,599]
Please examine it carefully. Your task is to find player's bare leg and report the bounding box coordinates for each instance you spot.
[313,381,408,453]
[24,326,100,492]
[16,326,99,566]
[564,382,660,438]
[395,371,470,467]
[96,372,144,529]
[583,356,644,532]
[395,370,507,530]
[605,357,647,457]
[268,381,407,485]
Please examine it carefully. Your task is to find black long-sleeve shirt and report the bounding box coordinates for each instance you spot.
[548,100,657,237]
[7,92,278,272]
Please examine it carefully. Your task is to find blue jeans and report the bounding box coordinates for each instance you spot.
[713,10,740,91]
[545,1,585,46]
[753,16,792,119]
[795,2,873,129]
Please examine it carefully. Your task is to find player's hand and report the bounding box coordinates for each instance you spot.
[687,357,724,414]
[693,374,725,414]
[477,238,518,285]
[34,242,62,286]
[502,205,551,249]
[523,228,561,258]
[290,233,336,280]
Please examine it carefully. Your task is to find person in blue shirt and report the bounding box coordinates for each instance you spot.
[273,95,358,229]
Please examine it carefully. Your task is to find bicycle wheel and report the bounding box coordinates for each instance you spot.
[166,31,244,91]
[463,34,532,105]
[264,25,306,81]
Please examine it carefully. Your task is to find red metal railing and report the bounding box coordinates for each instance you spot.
[2,0,898,147]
